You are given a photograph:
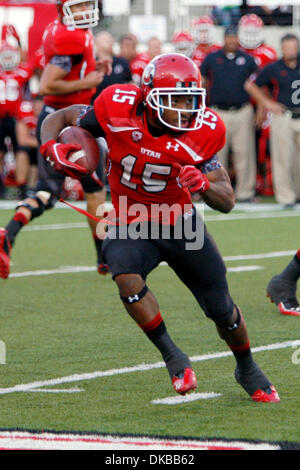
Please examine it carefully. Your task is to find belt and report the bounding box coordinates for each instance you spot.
[285,107,300,119]
[214,103,248,111]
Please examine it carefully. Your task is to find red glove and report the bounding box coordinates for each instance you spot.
[175,164,210,193]
[40,140,88,180]
[2,25,21,45]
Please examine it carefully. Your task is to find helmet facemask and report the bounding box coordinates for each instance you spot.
[238,25,264,49]
[0,47,20,71]
[174,41,194,58]
[238,15,264,49]
[146,86,206,132]
[61,0,99,29]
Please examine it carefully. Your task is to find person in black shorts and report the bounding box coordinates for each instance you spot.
[36,53,280,403]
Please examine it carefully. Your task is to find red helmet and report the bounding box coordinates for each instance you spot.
[0,42,20,71]
[192,16,215,45]
[142,53,206,132]
[56,0,99,29]
[172,31,194,58]
[238,14,264,49]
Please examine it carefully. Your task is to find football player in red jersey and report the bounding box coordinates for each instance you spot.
[238,14,277,68]
[0,41,32,196]
[0,0,111,279]
[191,16,222,68]
[15,96,44,198]
[172,31,195,58]
[238,14,277,196]
[36,53,280,403]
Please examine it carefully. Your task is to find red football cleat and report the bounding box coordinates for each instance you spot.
[0,228,11,279]
[251,385,280,403]
[278,302,300,317]
[172,368,197,395]
[97,263,110,275]
[235,364,280,404]
[267,275,300,316]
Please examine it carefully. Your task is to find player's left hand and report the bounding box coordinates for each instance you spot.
[174,164,210,193]
[179,165,210,193]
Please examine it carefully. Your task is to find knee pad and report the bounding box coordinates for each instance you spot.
[36,191,56,210]
[16,196,45,219]
[215,305,241,332]
[16,191,55,220]
[120,285,148,304]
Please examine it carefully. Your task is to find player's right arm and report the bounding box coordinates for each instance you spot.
[39,63,104,96]
[39,104,105,178]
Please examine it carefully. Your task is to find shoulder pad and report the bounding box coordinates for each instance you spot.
[53,26,86,56]
[94,84,142,131]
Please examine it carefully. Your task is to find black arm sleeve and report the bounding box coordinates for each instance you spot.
[77,106,106,138]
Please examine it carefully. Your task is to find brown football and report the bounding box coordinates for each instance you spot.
[58,126,100,175]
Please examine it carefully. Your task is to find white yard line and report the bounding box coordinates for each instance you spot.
[204,210,300,222]
[15,212,300,233]
[0,340,299,395]
[223,250,296,262]
[151,392,222,405]
[10,246,299,280]
[10,266,96,278]
[23,222,88,232]
[9,264,264,278]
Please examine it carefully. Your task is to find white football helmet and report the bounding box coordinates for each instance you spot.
[0,42,20,71]
[57,0,99,29]
[238,14,264,49]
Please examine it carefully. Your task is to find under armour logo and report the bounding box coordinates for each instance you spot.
[166,142,180,151]
[46,156,55,167]
[128,294,139,303]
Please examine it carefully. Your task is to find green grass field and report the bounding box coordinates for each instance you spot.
[0,203,299,448]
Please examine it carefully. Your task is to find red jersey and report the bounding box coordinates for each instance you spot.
[242,44,277,124]
[0,64,31,118]
[92,84,225,223]
[130,52,150,87]
[192,44,222,68]
[240,44,277,69]
[41,19,96,108]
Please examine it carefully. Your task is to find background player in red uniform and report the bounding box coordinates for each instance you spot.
[38,53,280,403]
[0,40,32,197]
[172,31,195,58]
[238,13,277,196]
[239,14,277,69]
[15,96,44,198]
[0,0,110,279]
[191,16,222,68]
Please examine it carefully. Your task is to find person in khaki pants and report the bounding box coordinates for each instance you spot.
[211,103,256,201]
[245,33,300,208]
[201,26,258,202]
